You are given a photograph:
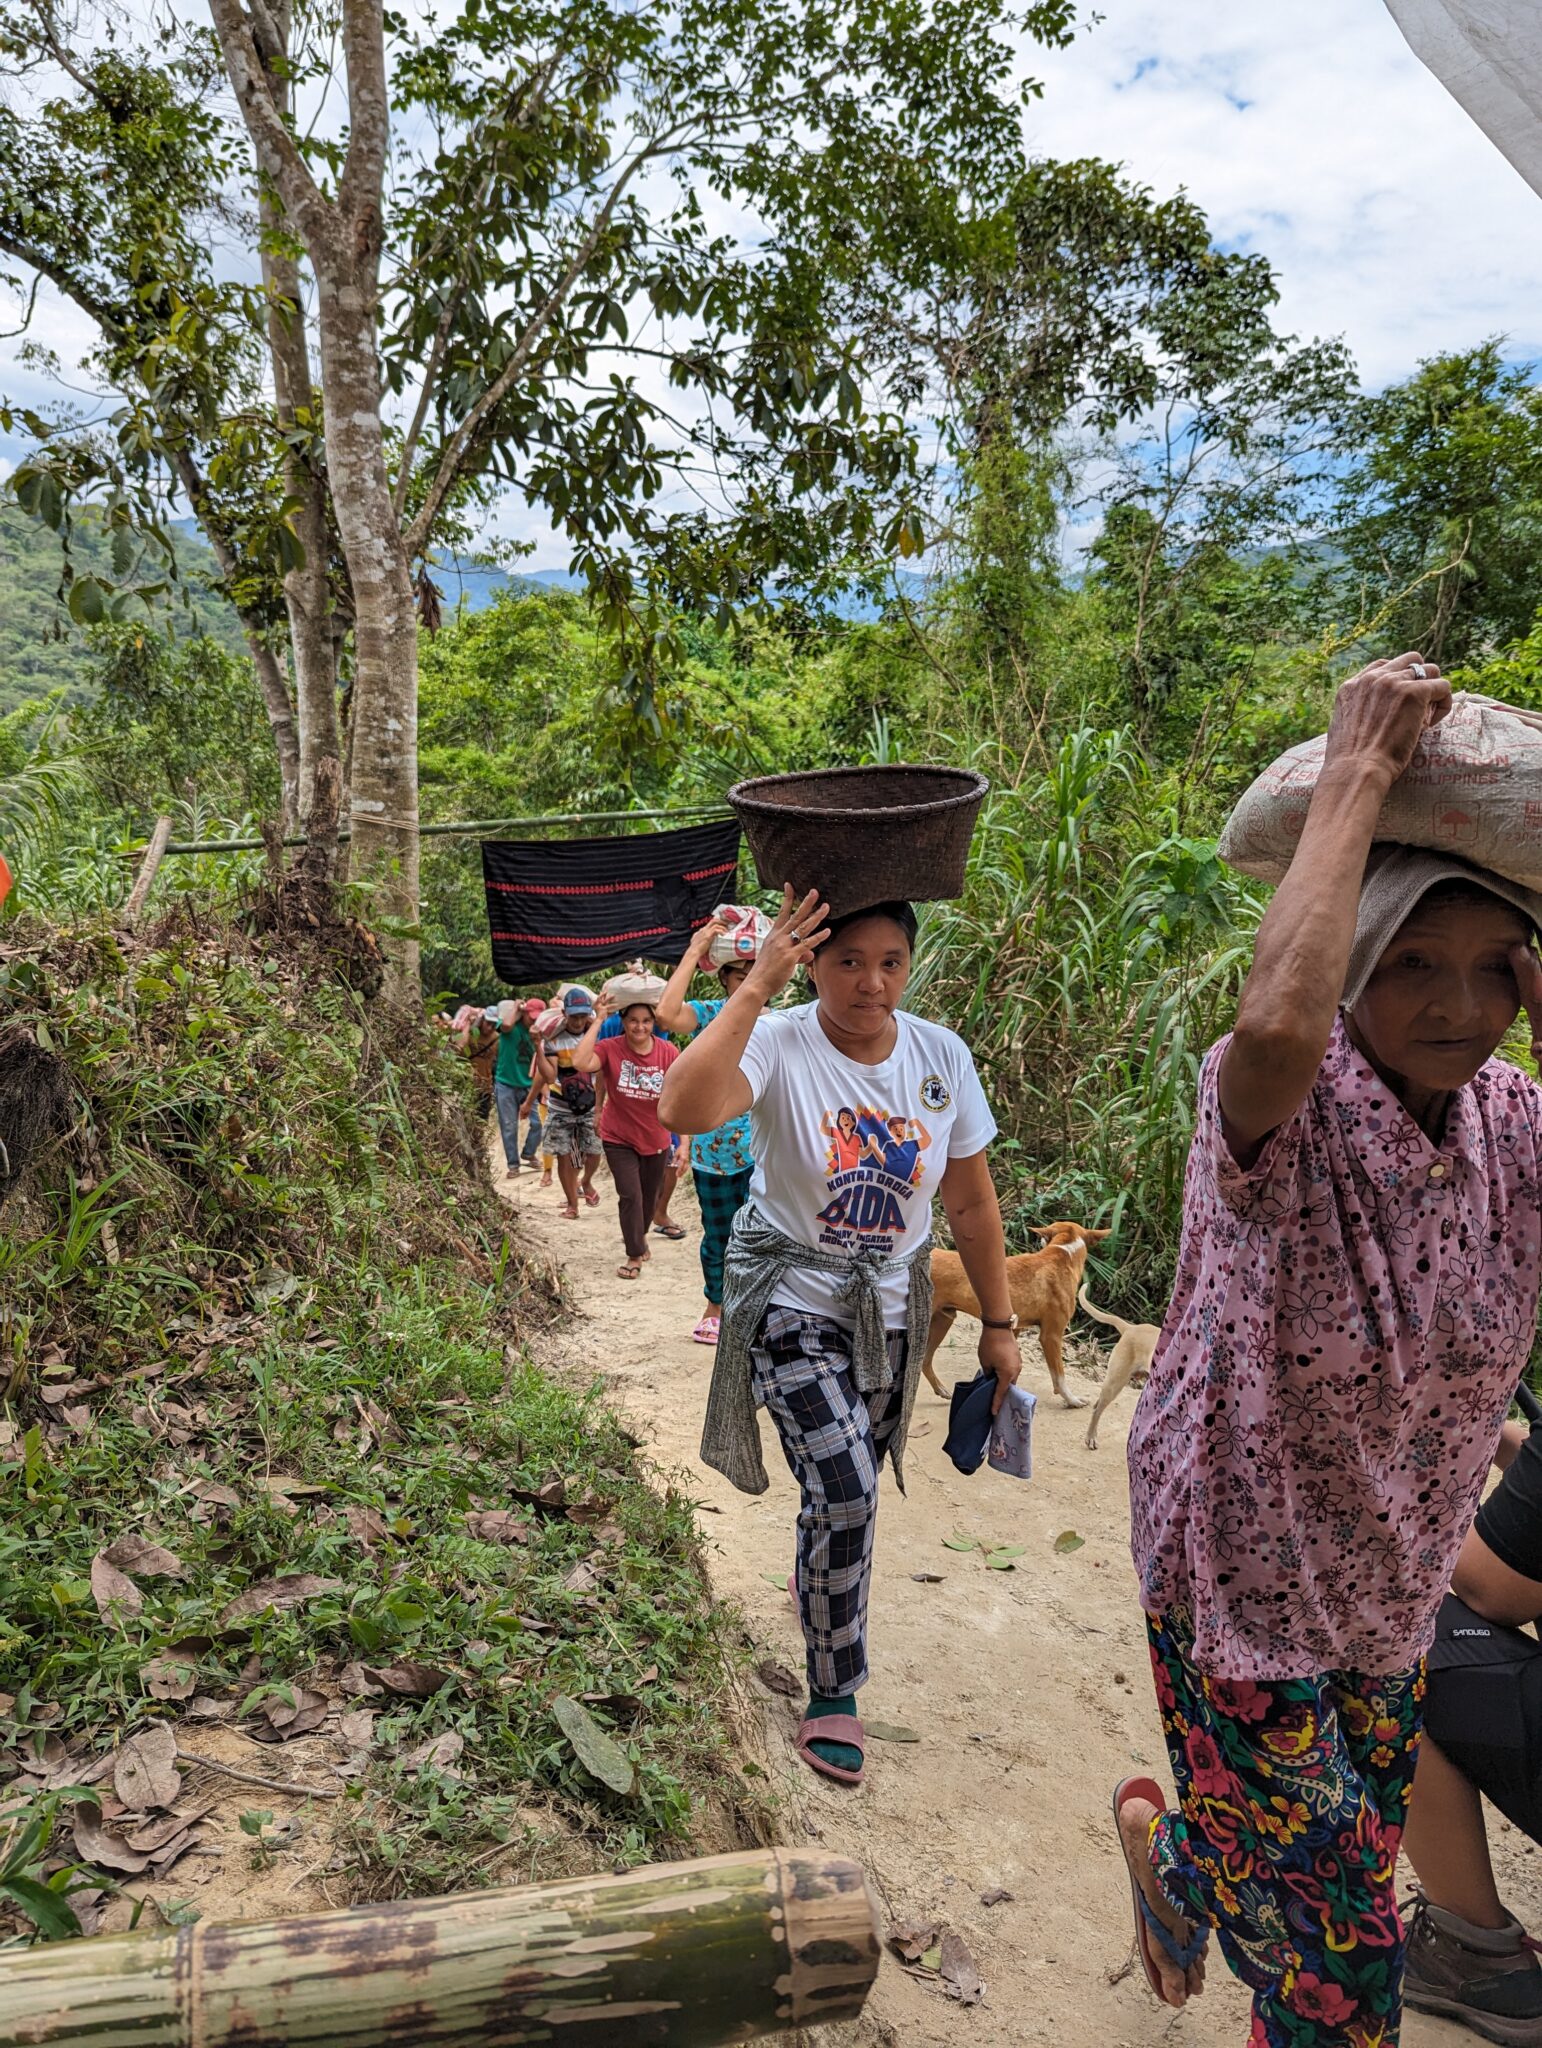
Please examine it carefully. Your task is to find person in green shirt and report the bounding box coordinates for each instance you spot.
[491,1000,538,1177]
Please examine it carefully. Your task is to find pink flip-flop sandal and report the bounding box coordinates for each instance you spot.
[1112,1775,1208,2006]
[692,1313,720,1345]
[796,1714,865,1786]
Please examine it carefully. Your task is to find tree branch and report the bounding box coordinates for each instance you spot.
[206,0,330,247]
[391,59,564,516]
[336,0,390,232]
[0,228,129,343]
[405,144,661,558]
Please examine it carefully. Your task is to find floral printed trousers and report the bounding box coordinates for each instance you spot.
[1145,1609,1425,2048]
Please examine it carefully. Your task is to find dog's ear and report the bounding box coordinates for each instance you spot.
[1028,1225,1055,1239]
[1084,1226,1113,1243]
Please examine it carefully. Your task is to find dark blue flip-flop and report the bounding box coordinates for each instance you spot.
[1112,1776,1208,2005]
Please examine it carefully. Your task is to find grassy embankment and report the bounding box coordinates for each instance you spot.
[0,908,754,1940]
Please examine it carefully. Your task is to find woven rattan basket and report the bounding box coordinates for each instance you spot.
[727,764,989,919]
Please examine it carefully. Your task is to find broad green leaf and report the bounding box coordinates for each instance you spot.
[1053,1530,1085,1555]
[0,1875,81,1942]
[67,575,107,627]
[941,1533,978,1553]
[865,1721,920,1743]
[553,1695,635,1796]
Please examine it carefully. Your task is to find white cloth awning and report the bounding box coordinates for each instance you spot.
[1385,1,1542,200]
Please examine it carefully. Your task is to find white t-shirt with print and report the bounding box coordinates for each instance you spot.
[737,1001,996,1327]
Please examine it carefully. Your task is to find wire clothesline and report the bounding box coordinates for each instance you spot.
[144,802,734,858]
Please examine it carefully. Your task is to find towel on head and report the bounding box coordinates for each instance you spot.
[1343,845,1542,1010]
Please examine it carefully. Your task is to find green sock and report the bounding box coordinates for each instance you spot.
[806,1693,861,1775]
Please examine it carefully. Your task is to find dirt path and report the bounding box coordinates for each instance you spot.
[507,1165,1496,2047]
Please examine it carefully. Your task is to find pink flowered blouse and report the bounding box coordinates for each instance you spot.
[1128,1017,1542,1681]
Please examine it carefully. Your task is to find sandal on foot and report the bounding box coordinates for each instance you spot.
[796,1714,864,1786]
[692,1313,720,1345]
[617,1261,642,1280]
[1113,1776,1208,2007]
[582,1187,601,1207]
[653,1222,687,1240]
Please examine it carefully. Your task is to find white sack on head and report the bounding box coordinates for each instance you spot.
[707,905,770,967]
[1218,693,1542,891]
[602,963,666,1008]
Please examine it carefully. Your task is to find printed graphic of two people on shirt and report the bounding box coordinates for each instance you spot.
[817,1106,930,1247]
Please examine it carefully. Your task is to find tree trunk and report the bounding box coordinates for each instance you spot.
[256,0,340,861]
[208,0,418,1006]
[310,250,420,1004]
[0,1847,880,2045]
[249,636,302,833]
[168,446,301,834]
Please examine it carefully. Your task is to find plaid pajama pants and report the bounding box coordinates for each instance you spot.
[696,1166,752,1304]
[750,1307,907,1697]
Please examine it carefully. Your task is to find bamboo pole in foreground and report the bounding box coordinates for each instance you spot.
[0,1847,880,2048]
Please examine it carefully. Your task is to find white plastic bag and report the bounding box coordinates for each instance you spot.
[1219,692,1542,888]
[707,904,770,967]
[602,967,666,1009]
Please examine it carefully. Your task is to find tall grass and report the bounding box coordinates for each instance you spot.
[913,726,1265,1310]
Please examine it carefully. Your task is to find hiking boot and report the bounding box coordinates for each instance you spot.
[1404,1893,1542,2044]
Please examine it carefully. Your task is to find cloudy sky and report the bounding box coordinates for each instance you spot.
[3,1,1542,567]
[1027,0,1542,390]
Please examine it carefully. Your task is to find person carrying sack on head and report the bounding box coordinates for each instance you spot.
[572,987,678,1279]
[531,985,604,1218]
[1115,654,1542,2045]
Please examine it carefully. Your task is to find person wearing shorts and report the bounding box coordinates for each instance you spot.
[1403,1413,1542,2043]
[533,987,603,1217]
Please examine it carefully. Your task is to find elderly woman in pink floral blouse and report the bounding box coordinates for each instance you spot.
[1114,654,1542,2048]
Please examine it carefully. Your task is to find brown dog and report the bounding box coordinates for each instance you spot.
[921,1222,1111,1407]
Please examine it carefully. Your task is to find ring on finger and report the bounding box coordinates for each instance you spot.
[1409,662,1427,679]
[788,928,802,943]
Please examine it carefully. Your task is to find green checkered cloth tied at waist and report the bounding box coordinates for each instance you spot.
[700,1199,935,1496]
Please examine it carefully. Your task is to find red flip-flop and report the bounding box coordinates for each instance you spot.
[1112,1776,1207,2006]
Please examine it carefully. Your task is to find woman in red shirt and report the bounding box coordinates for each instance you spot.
[573,993,679,1278]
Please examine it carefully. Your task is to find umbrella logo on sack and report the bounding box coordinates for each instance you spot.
[1433,805,1478,848]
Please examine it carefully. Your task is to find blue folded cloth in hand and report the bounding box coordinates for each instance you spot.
[944,1371,1036,1480]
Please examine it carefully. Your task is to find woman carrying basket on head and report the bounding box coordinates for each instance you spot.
[659,885,1019,1788]
[1116,653,1542,2047]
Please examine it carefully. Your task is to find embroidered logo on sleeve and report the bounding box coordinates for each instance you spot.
[920,1073,951,1112]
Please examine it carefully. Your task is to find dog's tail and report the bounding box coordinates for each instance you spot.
[1078,1285,1130,1335]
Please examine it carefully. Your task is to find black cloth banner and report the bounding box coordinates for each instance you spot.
[482,818,741,987]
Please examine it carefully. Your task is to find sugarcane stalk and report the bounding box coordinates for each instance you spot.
[0,1846,879,2047]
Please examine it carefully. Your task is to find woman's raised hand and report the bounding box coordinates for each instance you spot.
[689,916,729,962]
[1324,652,1452,788]
[747,886,831,998]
